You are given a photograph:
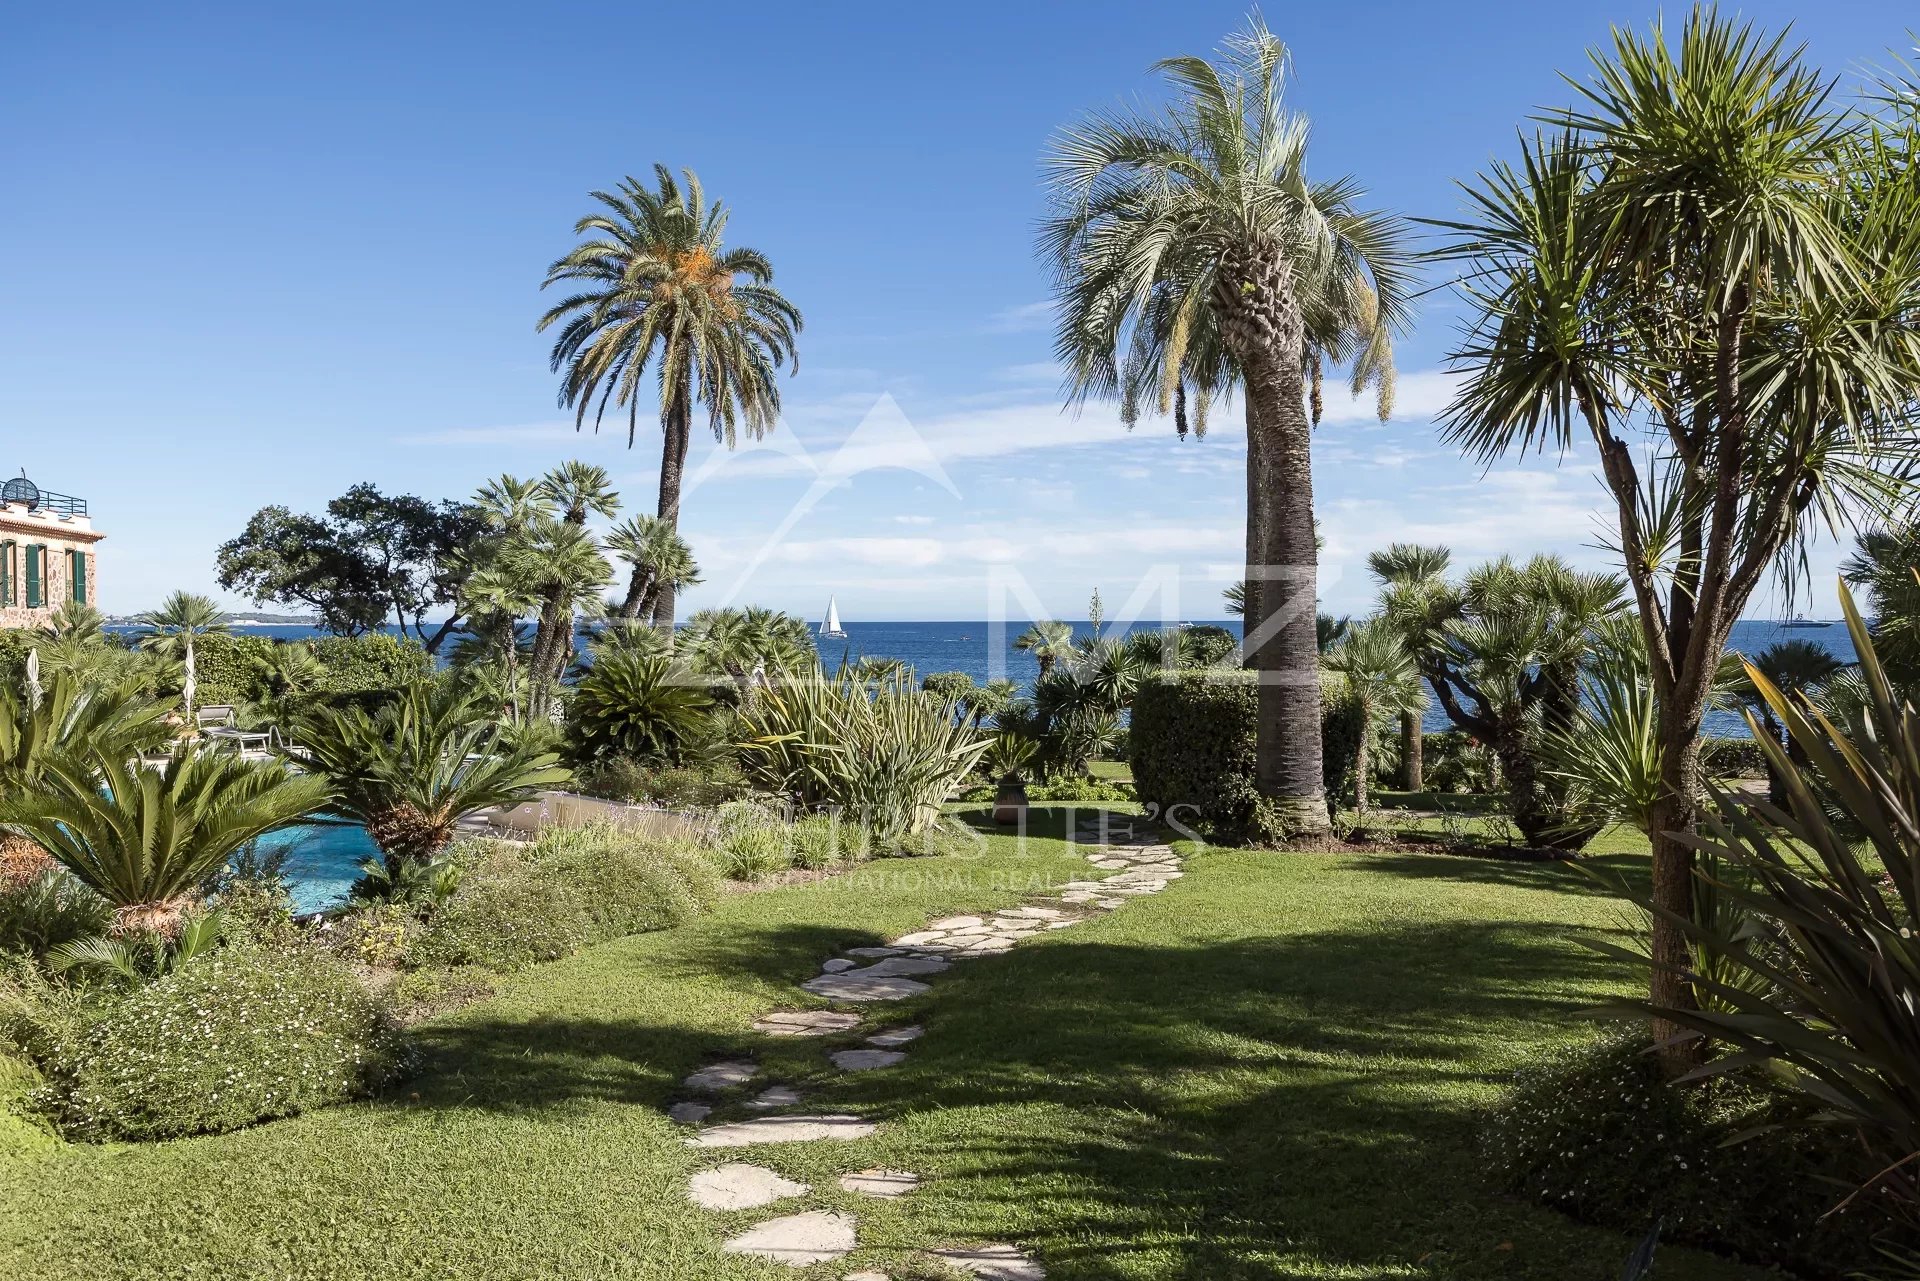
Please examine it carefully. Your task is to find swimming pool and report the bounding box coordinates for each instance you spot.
[252,820,383,913]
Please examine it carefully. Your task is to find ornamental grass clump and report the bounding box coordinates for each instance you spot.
[31,945,413,1142]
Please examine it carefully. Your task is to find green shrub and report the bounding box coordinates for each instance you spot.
[788,815,846,870]
[719,826,792,881]
[0,871,111,959]
[1130,670,1361,842]
[411,865,592,971]
[524,823,720,936]
[33,946,412,1141]
[1485,1029,1880,1274]
[565,653,719,763]
[573,755,750,807]
[1028,776,1134,803]
[1702,734,1768,778]
[328,902,426,968]
[179,633,278,706]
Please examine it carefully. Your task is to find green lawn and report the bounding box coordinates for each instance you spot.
[0,810,1773,1280]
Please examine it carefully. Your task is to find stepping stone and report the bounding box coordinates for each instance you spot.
[802,971,933,1003]
[862,955,950,977]
[838,1167,920,1198]
[928,915,983,930]
[756,1010,861,1038]
[723,1210,856,1267]
[684,1060,758,1092]
[892,930,949,947]
[961,937,1016,953]
[844,1273,891,1281]
[1045,920,1080,930]
[997,906,1065,921]
[821,958,858,973]
[865,1025,923,1048]
[668,1102,712,1125]
[688,1162,809,1210]
[687,1114,878,1149]
[748,1085,804,1110]
[831,1048,907,1071]
[1059,891,1095,903]
[931,1243,1046,1279]
[939,931,999,947]
[845,946,909,958]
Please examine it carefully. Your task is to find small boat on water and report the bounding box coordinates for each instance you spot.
[1779,615,1830,629]
[819,595,847,639]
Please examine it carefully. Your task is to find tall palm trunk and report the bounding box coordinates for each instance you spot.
[1217,242,1330,838]
[653,389,692,637]
[1401,710,1422,791]
[618,568,656,620]
[1353,696,1372,815]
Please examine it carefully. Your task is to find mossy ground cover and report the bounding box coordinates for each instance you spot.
[0,809,1773,1279]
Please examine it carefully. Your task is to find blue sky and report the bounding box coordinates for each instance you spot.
[2,1,1911,622]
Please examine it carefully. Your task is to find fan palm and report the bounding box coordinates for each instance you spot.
[137,590,228,658]
[1368,543,1451,789]
[1013,620,1076,679]
[605,514,701,625]
[679,607,816,691]
[538,166,801,630]
[1842,526,1920,691]
[1,747,327,934]
[1045,19,1413,836]
[508,518,614,718]
[1739,639,1846,804]
[286,681,570,871]
[1325,617,1422,814]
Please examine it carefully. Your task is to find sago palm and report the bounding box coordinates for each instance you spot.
[1044,18,1414,835]
[287,681,570,871]
[2,747,327,934]
[538,166,801,629]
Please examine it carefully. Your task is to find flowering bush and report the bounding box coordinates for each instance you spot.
[33,945,412,1141]
[1484,1028,1876,1272]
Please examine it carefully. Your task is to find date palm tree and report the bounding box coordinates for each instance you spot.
[1367,543,1451,789]
[1013,620,1076,679]
[1045,18,1413,835]
[137,590,228,658]
[538,166,801,630]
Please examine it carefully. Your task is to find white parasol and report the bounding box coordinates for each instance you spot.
[182,640,197,720]
[24,648,41,711]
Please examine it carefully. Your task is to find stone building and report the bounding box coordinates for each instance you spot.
[0,472,103,629]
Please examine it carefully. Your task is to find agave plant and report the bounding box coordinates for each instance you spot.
[738,666,991,840]
[1616,586,1920,1224]
[2,748,328,935]
[287,681,570,870]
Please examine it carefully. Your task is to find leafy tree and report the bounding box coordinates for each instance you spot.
[286,681,569,872]
[1367,543,1451,789]
[137,591,229,659]
[1013,620,1076,679]
[2,747,326,935]
[1044,18,1413,837]
[539,166,802,629]
[962,677,1018,730]
[1434,10,1920,1064]
[217,484,484,653]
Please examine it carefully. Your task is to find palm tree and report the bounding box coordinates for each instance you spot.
[1325,618,1421,815]
[137,591,228,659]
[512,519,614,718]
[605,514,701,626]
[1013,620,1076,679]
[538,166,802,630]
[1842,527,1920,691]
[964,677,1018,730]
[1740,640,1844,804]
[1045,19,1413,836]
[457,567,540,718]
[679,606,816,692]
[2,747,327,935]
[286,681,569,872]
[1367,543,1452,790]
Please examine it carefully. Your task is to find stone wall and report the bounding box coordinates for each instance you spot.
[0,507,103,630]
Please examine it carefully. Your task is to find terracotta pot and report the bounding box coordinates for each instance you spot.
[992,776,1029,825]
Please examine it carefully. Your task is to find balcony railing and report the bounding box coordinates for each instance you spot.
[0,478,88,518]
[34,490,89,518]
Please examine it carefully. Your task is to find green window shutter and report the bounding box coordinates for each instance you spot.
[71,550,87,604]
[0,542,12,608]
[25,544,42,609]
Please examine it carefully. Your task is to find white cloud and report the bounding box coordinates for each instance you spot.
[1311,369,1463,427]
[984,301,1056,333]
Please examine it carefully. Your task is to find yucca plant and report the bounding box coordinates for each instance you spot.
[1617,586,1920,1227]
[1,748,328,935]
[738,666,991,841]
[287,681,570,871]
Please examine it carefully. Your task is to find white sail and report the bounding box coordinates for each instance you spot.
[820,595,846,637]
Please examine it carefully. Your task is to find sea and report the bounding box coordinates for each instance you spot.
[147,616,1856,740]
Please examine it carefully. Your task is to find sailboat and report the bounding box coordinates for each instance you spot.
[819,595,847,638]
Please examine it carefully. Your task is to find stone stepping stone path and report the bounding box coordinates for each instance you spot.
[675,808,1183,1277]
[722,1209,857,1267]
[688,1162,808,1210]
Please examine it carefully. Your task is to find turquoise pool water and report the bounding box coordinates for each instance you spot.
[253,820,382,913]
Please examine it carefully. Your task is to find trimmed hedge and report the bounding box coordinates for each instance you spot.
[1130,670,1364,843]
[183,633,278,706]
